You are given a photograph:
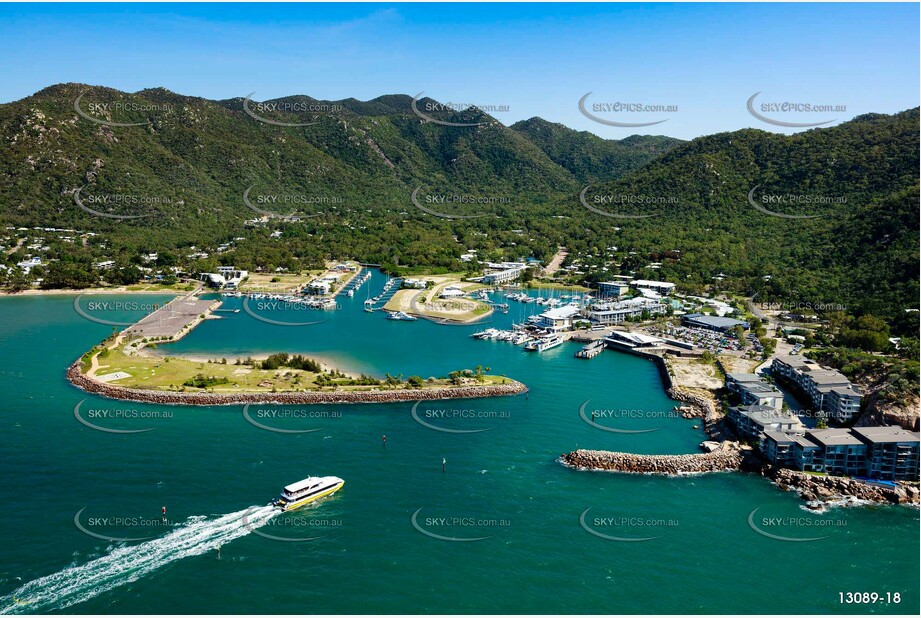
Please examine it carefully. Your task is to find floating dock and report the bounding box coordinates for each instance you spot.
[575,339,605,359]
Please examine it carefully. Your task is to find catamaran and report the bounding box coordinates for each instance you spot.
[525,334,565,352]
[271,476,345,512]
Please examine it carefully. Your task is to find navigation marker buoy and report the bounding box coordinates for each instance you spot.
[442,458,446,473]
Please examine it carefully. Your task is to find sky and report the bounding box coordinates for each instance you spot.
[0,2,917,140]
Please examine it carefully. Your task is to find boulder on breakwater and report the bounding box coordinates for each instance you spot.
[561,442,749,475]
[66,361,527,406]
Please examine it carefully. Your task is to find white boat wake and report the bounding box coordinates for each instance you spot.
[0,505,277,614]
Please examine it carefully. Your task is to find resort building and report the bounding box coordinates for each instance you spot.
[630,279,675,295]
[402,278,428,289]
[597,281,631,299]
[306,280,331,295]
[725,373,784,411]
[216,266,248,289]
[807,429,868,477]
[482,265,527,285]
[680,313,748,333]
[728,404,806,441]
[535,305,582,332]
[771,357,862,422]
[761,425,920,480]
[583,297,667,325]
[851,427,921,481]
[439,286,466,299]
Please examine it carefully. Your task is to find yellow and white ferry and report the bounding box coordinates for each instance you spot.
[270,476,345,511]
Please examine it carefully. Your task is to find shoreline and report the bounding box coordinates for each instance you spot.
[66,360,528,406]
[3,287,196,297]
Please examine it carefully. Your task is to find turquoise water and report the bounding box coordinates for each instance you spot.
[0,273,917,614]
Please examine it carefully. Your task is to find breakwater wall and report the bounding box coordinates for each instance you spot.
[67,361,527,406]
[560,443,749,475]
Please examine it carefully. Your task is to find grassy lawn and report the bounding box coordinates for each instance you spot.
[91,340,509,393]
[527,281,591,292]
[237,272,323,293]
[124,282,198,292]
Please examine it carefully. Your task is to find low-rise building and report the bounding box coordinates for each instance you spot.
[771,357,861,422]
[584,297,666,325]
[851,427,921,481]
[482,265,526,285]
[681,313,748,333]
[762,431,798,468]
[402,278,428,289]
[306,280,330,295]
[630,279,675,295]
[439,286,465,299]
[597,281,631,299]
[725,373,784,411]
[807,429,868,477]
[536,305,582,332]
[728,404,805,441]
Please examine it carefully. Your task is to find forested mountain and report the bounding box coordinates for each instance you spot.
[0,84,917,328]
[510,117,682,182]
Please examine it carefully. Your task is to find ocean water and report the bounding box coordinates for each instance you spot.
[0,272,917,614]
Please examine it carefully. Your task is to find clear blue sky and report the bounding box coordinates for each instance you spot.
[0,2,917,139]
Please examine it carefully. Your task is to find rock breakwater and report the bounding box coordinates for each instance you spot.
[561,442,749,475]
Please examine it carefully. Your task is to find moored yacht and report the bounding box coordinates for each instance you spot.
[525,334,565,352]
[271,476,345,512]
[386,311,417,321]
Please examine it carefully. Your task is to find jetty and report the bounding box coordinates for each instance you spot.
[575,339,605,359]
